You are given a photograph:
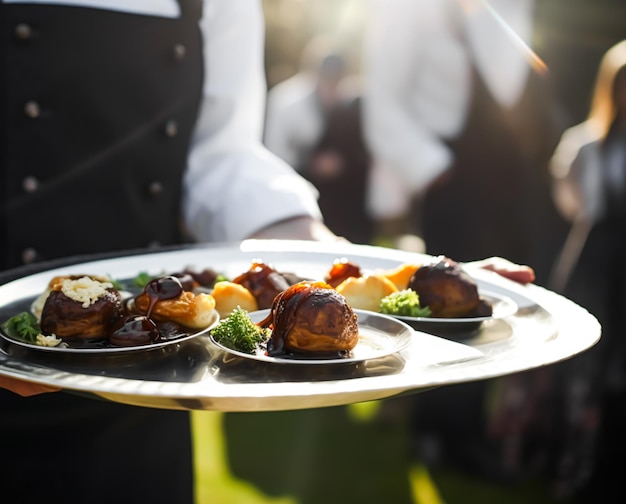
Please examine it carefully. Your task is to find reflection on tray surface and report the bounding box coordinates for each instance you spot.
[210,350,406,384]
[1,335,214,383]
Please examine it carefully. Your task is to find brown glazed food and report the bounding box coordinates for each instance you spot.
[132,276,216,330]
[232,261,292,309]
[258,281,359,358]
[408,256,493,318]
[40,285,123,340]
[324,258,362,288]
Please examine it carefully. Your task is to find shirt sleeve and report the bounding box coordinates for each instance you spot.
[361,0,459,199]
[182,0,322,243]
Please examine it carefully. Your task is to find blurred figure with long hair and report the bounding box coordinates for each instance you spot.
[547,39,626,501]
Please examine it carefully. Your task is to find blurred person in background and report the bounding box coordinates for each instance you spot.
[264,35,347,173]
[545,39,626,501]
[302,89,375,245]
[0,1,336,503]
[264,36,374,244]
[362,0,566,282]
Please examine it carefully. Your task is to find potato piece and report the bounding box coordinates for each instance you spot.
[335,274,398,312]
[211,281,258,318]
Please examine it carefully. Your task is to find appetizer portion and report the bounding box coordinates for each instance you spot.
[407,256,493,318]
[258,281,359,358]
[210,281,360,360]
[39,275,123,340]
[3,274,218,349]
[324,256,493,319]
[132,276,216,330]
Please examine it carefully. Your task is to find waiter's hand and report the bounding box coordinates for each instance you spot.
[469,257,536,285]
[0,376,60,397]
[249,216,344,242]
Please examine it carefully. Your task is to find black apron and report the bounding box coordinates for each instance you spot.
[0,3,203,503]
[1,1,203,269]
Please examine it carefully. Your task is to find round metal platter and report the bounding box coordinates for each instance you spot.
[0,240,601,412]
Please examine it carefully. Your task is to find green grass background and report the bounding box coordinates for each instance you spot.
[190,398,582,504]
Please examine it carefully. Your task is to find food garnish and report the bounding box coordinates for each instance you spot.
[210,306,269,354]
[1,311,63,346]
[2,312,41,343]
[132,272,156,288]
[379,290,431,317]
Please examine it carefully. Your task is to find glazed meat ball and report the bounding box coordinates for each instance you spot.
[259,281,359,357]
[408,256,492,318]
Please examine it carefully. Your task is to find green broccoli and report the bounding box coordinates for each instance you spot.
[379,289,432,318]
[210,306,270,354]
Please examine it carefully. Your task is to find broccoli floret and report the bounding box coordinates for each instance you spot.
[380,289,432,317]
[210,306,269,354]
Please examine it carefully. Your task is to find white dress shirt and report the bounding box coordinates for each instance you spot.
[362,0,534,219]
[4,0,323,242]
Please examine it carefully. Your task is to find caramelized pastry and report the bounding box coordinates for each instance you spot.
[259,281,359,357]
[133,276,216,329]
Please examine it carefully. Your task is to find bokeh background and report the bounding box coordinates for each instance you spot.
[262,0,626,127]
[192,2,626,504]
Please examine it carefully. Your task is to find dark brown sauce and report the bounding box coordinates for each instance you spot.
[109,315,159,347]
[109,276,187,347]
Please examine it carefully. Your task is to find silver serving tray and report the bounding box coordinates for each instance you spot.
[0,240,601,412]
